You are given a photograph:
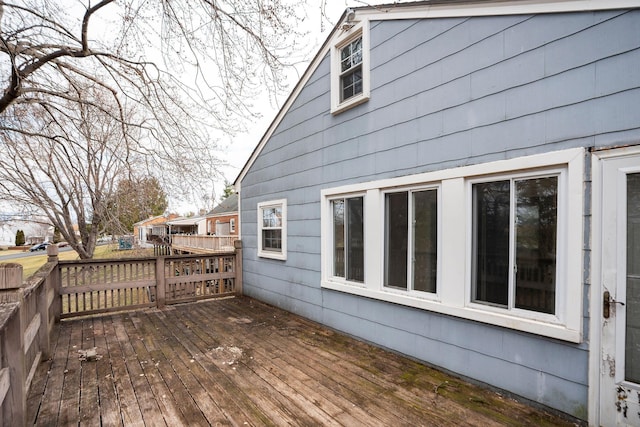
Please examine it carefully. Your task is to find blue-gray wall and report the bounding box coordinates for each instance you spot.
[239,9,640,419]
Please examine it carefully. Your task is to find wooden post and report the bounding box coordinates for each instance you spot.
[0,264,23,291]
[47,246,62,323]
[2,304,26,427]
[155,257,166,309]
[234,240,243,296]
[47,244,58,263]
[40,245,59,358]
[0,264,26,426]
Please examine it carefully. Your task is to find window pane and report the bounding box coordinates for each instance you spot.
[262,229,282,251]
[515,177,557,314]
[347,197,364,282]
[351,38,362,65]
[626,173,640,383]
[332,200,345,277]
[341,67,363,102]
[385,192,408,289]
[413,190,437,293]
[262,207,282,228]
[340,37,362,72]
[473,181,510,306]
[341,44,352,71]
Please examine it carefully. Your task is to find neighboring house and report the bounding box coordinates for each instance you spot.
[133,214,179,245]
[234,1,640,425]
[166,215,206,235]
[170,195,240,254]
[205,193,239,236]
[0,218,53,246]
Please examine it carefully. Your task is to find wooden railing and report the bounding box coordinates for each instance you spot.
[59,242,242,319]
[0,241,243,424]
[170,234,237,254]
[0,251,58,426]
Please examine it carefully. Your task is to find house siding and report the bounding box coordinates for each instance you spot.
[239,9,640,419]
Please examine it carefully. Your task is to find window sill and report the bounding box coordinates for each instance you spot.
[331,93,370,115]
[258,250,287,261]
[321,280,581,343]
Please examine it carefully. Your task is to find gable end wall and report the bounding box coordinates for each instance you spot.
[240,9,640,419]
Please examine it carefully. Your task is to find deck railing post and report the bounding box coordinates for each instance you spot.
[155,257,166,309]
[48,246,62,323]
[40,245,59,358]
[234,240,243,296]
[0,263,23,292]
[0,264,26,426]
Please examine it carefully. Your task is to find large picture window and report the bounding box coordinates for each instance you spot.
[472,176,558,314]
[384,189,438,293]
[257,199,287,260]
[332,196,364,282]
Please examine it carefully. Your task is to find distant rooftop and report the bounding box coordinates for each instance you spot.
[207,193,238,216]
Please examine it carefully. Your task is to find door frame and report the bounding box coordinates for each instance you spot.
[590,145,640,426]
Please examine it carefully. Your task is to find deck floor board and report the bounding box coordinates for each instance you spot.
[28,297,578,426]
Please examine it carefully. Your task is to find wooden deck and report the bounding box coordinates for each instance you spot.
[27,297,576,426]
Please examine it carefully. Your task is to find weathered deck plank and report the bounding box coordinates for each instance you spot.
[182,301,383,426]
[111,314,167,426]
[28,297,578,426]
[101,315,144,426]
[79,317,100,426]
[57,310,83,425]
[92,316,124,427]
[145,309,278,425]
[32,315,70,426]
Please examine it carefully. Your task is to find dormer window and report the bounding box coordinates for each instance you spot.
[331,19,370,114]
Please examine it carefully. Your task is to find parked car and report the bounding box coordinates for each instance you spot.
[29,242,50,252]
[57,242,69,248]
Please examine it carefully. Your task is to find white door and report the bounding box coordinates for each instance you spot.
[599,151,640,426]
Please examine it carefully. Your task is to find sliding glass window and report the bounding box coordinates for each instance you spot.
[384,189,438,293]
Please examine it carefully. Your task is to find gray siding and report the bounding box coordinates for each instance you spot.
[240,9,640,419]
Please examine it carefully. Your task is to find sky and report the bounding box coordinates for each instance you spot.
[1,1,404,218]
[211,1,396,212]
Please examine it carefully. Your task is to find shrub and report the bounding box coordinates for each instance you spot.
[15,229,25,246]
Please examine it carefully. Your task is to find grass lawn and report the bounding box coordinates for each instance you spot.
[1,244,155,279]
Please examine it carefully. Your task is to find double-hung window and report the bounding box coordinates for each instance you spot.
[384,188,438,293]
[331,21,370,114]
[339,37,363,102]
[472,175,558,315]
[257,199,287,260]
[331,196,364,282]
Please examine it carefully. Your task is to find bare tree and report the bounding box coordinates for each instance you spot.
[0,0,309,257]
[0,86,139,257]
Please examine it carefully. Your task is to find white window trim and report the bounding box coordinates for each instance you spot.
[321,148,584,342]
[330,19,370,115]
[257,199,287,261]
[230,218,236,233]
